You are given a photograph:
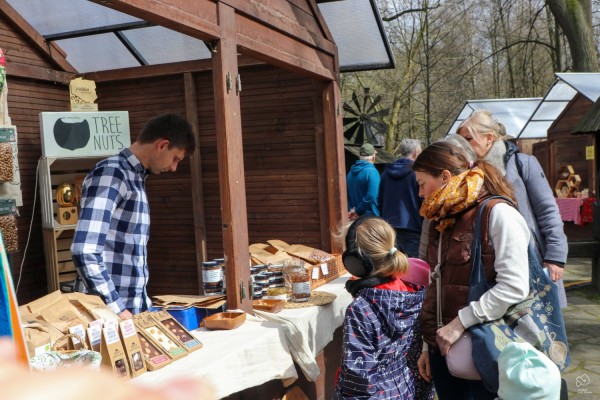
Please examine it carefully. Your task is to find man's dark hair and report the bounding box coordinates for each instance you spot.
[138,113,196,155]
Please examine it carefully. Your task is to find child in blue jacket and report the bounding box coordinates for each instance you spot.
[334,216,433,399]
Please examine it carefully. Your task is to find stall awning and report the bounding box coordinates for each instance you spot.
[445,98,542,138]
[517,73,600,139]
[6,0,394,74]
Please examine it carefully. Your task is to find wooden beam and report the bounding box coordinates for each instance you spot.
[0,0,76,72]
[5,61,74,84]
[312,81,331,252]
[221,0,336,56]
[83,56,265,82]
[184,72,208,294]
[236,14,335,81]
[212,3,252,312]
[322,81,346,254]
[92,0,220,41]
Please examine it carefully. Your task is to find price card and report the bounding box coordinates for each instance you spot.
[320,263,329,275]
[312,266,320,280]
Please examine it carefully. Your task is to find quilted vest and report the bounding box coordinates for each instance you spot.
[419,197,508,348]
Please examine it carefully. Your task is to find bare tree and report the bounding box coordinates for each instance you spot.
[546,0,599,71]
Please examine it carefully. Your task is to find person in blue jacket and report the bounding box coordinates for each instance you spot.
[378,138,423,257]
[347,143,380,220]
[334,216,433,400]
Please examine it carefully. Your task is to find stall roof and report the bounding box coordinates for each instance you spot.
[572,99,600,134]
[6,0,394,74]
[445,98,542,137]
[516,73,600,139]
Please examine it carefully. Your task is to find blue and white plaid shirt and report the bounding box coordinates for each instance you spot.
[71,148,151,315]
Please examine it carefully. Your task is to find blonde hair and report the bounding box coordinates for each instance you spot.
[353,218,409,277]
[457,110,503,141]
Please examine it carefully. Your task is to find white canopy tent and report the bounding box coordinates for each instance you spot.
[517,73,600,139]
[445,98,542,137]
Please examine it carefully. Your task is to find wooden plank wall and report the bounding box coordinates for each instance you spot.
[1,17,72,303]
[97,65,323,296]
[96,75,199,296]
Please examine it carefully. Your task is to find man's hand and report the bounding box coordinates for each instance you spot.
[543,262,563,282]
[119,310,133,320]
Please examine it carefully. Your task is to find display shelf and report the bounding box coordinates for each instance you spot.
[39,156,103,292]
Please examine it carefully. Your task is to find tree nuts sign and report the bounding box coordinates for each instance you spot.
[39,111,130,158]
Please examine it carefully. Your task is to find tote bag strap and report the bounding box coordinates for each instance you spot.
[468,195,516,302]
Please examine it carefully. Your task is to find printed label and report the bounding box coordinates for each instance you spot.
[202,269,222,283]
[119,319,137,338]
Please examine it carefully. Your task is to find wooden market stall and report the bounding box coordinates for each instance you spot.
[0,1,395,398]
[1,0,355,308]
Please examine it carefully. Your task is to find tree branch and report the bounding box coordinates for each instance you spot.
[383,5,441,22]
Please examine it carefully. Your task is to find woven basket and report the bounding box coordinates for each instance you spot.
[308,254,346,290]
[30,333,102,371]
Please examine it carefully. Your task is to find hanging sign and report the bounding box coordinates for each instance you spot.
[586,146,594,160]
[39,111,130,158]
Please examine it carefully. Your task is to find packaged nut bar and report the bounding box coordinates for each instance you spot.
[149,310,202,352]
[100,325,130,379]
[119,319,147,377]
[133,312,187,360]
[135,331,171,371]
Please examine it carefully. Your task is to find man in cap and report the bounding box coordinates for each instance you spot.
[347,143,380,220]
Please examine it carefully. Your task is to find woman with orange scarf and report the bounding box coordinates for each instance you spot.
[413,141,530,399]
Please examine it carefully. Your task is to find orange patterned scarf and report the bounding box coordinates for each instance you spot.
[420,168,485,232]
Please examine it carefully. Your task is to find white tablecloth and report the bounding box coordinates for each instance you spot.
[254,274,353,381]
[134,315,298,399]
[134,274,352,397]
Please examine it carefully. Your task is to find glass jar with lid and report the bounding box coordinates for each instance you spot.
[283,260,311,302]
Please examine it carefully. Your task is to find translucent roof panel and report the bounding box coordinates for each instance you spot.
[318,0,394,72]
[7,0,141,36]
[517,80,576,139]
[7,0,395,73]
[56,34,141,72]
[556,73,600,102]
[122,27,212,65]
[445,98,542,137]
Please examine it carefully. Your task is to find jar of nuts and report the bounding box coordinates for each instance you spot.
[283,260,311,302]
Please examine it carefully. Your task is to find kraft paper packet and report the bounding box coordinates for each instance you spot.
[119,319,147,378]
[65,292,120,325]
[21,314,63,357]
[100,325,130,379]
[149,310,202,352]
[133,312,187,361]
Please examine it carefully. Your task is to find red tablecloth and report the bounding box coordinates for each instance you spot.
[555,197,595,225]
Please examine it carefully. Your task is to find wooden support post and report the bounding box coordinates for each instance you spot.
[322,81,346,254]
[184,72,208,293]
[212,3,252,312]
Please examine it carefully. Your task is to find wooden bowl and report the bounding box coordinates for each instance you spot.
[203,311,246,330]
[252,299,286,313]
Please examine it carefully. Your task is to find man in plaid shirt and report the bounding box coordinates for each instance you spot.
[71,113,196,319]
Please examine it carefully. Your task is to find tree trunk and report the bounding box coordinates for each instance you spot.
[546,0,599,71]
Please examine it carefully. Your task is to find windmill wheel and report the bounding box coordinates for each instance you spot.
[343,89,389,145]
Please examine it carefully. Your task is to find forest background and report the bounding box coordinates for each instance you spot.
[342,0,600,152]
